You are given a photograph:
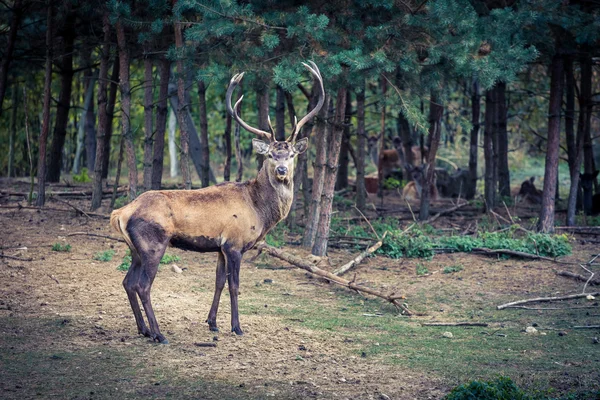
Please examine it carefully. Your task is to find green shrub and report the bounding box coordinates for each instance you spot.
[159,253,180,264]
[51,243,71,252]
[383,177,403,190]
[117,251,179,271]
[93,249,115,262]
[416,263,429,276]
[443,265,463,274]
[72,168,91,183]
[445,376,533,400]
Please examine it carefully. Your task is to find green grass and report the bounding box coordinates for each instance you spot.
[51,243,71,252]
[93,249,115,262]
[116,251,181,271]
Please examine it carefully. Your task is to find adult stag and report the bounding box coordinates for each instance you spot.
[110,62,325,343]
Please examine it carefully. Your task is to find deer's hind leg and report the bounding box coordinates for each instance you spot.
[123,252,150,338]
[125,218,169,343]
[206,252,226,332]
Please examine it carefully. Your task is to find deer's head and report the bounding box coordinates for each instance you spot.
[226,62,324,185]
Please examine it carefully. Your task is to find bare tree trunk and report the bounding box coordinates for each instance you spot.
[174,18,191,189]
[302,94,331,248]
[168,108,179,178]
[356,83,367,212]
[142,57,154,191]
[110,135,125,209]
[84,72,97,171]
[496,82,510,197]
[151,58,170,190]
[73,69,96,175]
[483,88,497,211]
[198,80,210,187]
[580,52,595,186]
[539,53,564,233]
[116,20,137,200]
[46,11,75,182]
[468,79,480,200]
[91,13,111,211]
[8,85,18,177]
[36,0,53,207]
[234,121,243,182]
[377,76,387,199]
[565,55,581,226]
[256,88,270,170]
[335,91,351,191]
[275,85,285,141]
[313,87,348,256]
[102,56,119,180]
[418,93,443,220]
[0,0,23,119]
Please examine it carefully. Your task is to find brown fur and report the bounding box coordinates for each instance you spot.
[517,176,543,204]
[402,164,439,201]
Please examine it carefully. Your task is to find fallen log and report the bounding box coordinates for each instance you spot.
[497,292,600,310]
[556,270,600,286]
[421,322,488,327]
[254,242,412,315]
[332,231,387,276]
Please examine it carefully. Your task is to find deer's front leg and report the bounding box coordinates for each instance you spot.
[206,252,226,332]
[223,246,243,335]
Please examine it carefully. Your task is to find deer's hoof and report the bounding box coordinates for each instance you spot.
[232,326,244,336]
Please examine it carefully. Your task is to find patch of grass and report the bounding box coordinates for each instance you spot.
[416,263,429,276]
[117,254,132,271]
[443,264,463,274]
[51,243,71,252]
[116,251,179,271]
[72,167,91,183]
[445,376,533,399]
[265,224,288,248]
[383,177,403,190]
[159,253,180,264]
[92,249,115,262]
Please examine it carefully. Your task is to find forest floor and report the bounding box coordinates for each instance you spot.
[1,178,599,399]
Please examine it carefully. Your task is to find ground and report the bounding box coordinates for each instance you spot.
[1,179,599,400]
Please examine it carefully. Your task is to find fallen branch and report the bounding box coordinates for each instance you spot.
[0,187,127,198]
[572,325,600,329]
[332,231,388,276]
[497,305,599,310]
[50,197,92,219]
[471,248,573,263]
[66,232,125,242]
[255,242,412,315]
[0,254,33,261]
[0,205,109,219]
[556,270,600,286]
[497,292,600,310]
[421,322,488,327]
[425,201,469,224]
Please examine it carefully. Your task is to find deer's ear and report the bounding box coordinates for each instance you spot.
[252,138,269,155]
[293,138,308,154]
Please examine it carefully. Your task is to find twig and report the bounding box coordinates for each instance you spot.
[404,199,416,222]
[421,322,489,327]
[333,231,388,276]
[425,201,469,224]
[48,274,60,284]
[0,254,33,261]
[0,205,110,219]
[66,232,125,242]
[488,210,530,234]
[501,305,599,310]
[572,325,600,329]
[497,292,600,310]
[194,342,217,347]
[255,242,413,315]
[353,205,379,240]
[50,197,91,219]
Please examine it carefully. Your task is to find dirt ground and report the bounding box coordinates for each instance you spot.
[1,179,599,399]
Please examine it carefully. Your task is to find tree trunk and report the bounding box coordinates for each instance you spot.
[418,93,443,220]
[168,108,179,178]
[483,88,497,211]
[73,70,96,175]
[355,82,367,212]
[46,12,75,182]
[468,79,480,200]
[565,55,581,226]
[198,80,210,187]
[151,58,170,190]
[91,13,111,211]
[142,57,154,191]
[256,88,270,170]
[496,82,510,197]
[538,53,564,233]
[580,52,595,185]
[302,94,331,248]
[8,85,18,177]
[0,0,23,119]
[174,19,191,189]
[223,107,232,182]
[335,91,351,191]
[84,73,97,171]
[377,76,387,199]
[36,0,53,207]
[313,87,348,256]
[275,85,285,141]
[101,56,119,180]
[116,20,137,200]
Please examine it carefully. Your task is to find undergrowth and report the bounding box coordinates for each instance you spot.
[51,243,71,252]
[116,250,181,271]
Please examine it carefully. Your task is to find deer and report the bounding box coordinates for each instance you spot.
[402,163,439,202]
[436,168,470,199]
[366,135,404,180]
[109,61,325,343]
[580,170,600,215]
[517,176,543,204]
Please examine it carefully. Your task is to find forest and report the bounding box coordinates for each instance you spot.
[1,0,600,399]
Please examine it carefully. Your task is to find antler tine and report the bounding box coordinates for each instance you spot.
[267,115,276,138]
[226,72,273,141]
[287,61,325,142]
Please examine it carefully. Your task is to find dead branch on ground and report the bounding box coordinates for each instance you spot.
[0,205,109,219]
[556,270,600,286]
[0,254,33,261]
[50,197,92,219]
[497,292,599,310]
[421,322,488,327]
[425,201,469,224]
[332,231,387,276]
[66,232,125,242]
[255,242,412,315]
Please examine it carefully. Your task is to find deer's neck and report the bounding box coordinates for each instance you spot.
[249,166,294,232]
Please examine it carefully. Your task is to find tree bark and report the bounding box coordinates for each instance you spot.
[335,91,351,191]
[418,93,443,220]
[91,13,111,211]
[313,87,348,256]
[468,79,480,200]
[580,52,595,188]
[0,0,23,119]
[116,20,137,200]
[168,108,179,178]
[275,85,285,141]
[565,55,581,226]
[223,109,232,181]
[377,76,387,198]
[8,85,18,177]
[355,82,367,212]
[36,0,53,207]
[198,80,210,187]
[73,67,96,175]
[483,88,497,211]
[46,11,75,182]
[151,58,170,190]
[142,56,154,191]
[256,87,270,170]
[302,94,330,248]
[84,71,97,171]
[538,53,564,233]
[496,82,510,197]
[101,56,119,179]
[174,16,191,189]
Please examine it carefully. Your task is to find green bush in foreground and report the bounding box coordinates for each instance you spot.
[51,243,71,252]
[117,252,180,271]
[445,377,533,400]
